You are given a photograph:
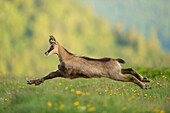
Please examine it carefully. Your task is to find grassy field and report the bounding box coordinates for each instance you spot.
[0,68,169,113]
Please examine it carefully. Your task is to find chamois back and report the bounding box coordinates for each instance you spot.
[81,57,111,62]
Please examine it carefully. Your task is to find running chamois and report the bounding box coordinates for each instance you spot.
[27,35,151,89]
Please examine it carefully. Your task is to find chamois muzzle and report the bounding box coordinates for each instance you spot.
[45,44,55,56]
[45,51,48,56]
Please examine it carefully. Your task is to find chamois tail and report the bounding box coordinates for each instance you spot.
[116,58,126,64]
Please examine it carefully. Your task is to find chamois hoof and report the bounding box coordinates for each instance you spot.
[27,80,33,85]
[35,82,41,86]
[35,83,39,86]
[144,84,151,89]
[34,79,44,86]
[143,77,150,82]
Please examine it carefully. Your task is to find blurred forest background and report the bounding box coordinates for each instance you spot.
[0,0,170,76]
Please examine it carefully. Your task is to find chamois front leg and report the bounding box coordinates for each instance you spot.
[27,70,64,86]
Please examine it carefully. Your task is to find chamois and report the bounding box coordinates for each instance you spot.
[27,35,151,89]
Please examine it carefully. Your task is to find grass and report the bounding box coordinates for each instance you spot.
[0,68,169,113]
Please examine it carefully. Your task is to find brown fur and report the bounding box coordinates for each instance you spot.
[28,35,151,89]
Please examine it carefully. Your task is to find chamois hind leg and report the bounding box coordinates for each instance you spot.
[121,68,150,82]
[27,70,64,86]
[110,73,151,89]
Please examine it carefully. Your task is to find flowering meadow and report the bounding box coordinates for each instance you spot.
[0,68,169,113]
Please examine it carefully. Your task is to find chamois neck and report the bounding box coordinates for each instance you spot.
[58,45,74,62]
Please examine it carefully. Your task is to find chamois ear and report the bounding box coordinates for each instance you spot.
[49,35,57,44]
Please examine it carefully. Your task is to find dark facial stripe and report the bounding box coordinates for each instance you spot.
[47,45,54,53]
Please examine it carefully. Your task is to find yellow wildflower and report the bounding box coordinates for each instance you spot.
[122,107,127,111]
[70,85,72,87]
[123,84,125,87]
[8,93,11,95]
[19,85,21,88]
[96,89,98,91]
[74,101,79,106]
[47,102,52,107]
[160,110,165,113]
[65,87,68,90]
[87,103,91,107]
[76,91,82,95]
[110,94,112,96]
[154,108,159,113]
[162,75,165,78]
[103,103,107,106]
[160,84,162,86]
[77,106,81,109]
[49,81,52,83]
[88,107,95,112]
[60,104,64,109]
[25,77,28,80]
[5,99,7,101]
[82,92,86,96]
[144,94,147,97]
[131,96,135,99]
[137,93,140,96]
[71,89,74,92]
[165,77,167,79]
[157,83,159,85]
[59,83,61,85]
[86,92,90,96]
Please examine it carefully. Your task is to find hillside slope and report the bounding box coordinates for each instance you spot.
[81,0,170,51]
[0,0,170,76]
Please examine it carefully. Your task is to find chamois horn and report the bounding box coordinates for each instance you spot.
[49,35,56,44]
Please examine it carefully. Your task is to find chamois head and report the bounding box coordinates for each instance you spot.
[45,35,59,56]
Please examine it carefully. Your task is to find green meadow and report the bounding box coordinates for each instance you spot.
[0,68,169,113]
